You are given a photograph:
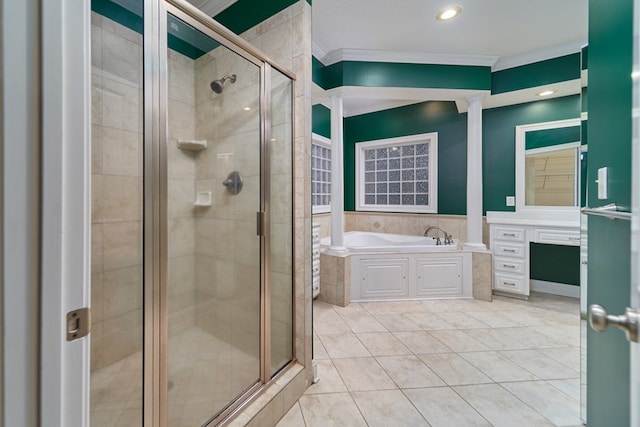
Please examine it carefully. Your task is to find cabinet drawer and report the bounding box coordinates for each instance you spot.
[494,273,526,294]
[494,258,525,274]
[494,242,526,258]
[534,228,581,246]
[495,227,525,242]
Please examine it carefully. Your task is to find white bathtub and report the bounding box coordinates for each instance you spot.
[321,231,459,253]
[320,231,471,301]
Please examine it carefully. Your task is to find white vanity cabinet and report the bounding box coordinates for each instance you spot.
[492,225,528,295]
[312,225,320,298]
[488,213,580,297]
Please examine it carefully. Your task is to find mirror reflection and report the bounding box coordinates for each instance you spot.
[525,144,579,206]
[515,118,583,211]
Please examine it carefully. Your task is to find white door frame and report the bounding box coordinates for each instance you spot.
[40,0,92,426]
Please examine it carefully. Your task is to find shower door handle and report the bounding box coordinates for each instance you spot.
[257,211,265,237]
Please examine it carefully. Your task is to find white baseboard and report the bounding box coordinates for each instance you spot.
[530,280,580,298]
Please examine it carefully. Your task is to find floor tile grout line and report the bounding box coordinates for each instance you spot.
[303,294,581,427]
[494,380,571,426]
[446,383,499,427]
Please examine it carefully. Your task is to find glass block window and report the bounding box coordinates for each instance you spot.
[356,133,437,213]
[312,134,331,213]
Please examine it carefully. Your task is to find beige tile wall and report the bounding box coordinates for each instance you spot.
[232,1,315,424]
[239,0,314,372]
[192,38,262,358]
[167,48,198,338]
[314,212,491,248]
[91,14,200,372]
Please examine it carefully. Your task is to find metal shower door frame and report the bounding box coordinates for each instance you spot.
[143,1,296,425]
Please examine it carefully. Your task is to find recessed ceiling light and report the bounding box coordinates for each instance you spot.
[243,107,251,111]
[436,6,462,21]
[537,90,556,97]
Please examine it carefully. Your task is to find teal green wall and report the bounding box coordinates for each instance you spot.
[317,61,491,91]
[312,104,331,138]
[344,101,467,214]
[313,54,579,94]
[529,243,580,285]
[483,95,580,213]
[339,95,580,215]
[586,0,633,425]
[491,54,581,94]
[214,0,299,35]
[93,0,303,59]
[524,126,581,150]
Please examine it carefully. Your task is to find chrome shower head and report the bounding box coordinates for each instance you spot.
[210,74,237,94]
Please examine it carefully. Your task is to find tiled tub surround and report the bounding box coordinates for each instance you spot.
[315,213,492,306]
[343,212,491,248]
[278,293,582,427]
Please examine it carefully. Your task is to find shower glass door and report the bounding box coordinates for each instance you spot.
[90,2,145,425]
[165,12,262,425]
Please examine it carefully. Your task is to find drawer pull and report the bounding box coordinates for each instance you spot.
[503,264,516,269]
[503,249,517,253]
[503,233,517,237]
[503,281,517,286]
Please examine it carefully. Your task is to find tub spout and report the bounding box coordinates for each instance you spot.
[424,226,453,245]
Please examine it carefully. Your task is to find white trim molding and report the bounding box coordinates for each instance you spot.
[530,280,580,298]
[355,132,438,214]
[320,48,499,67]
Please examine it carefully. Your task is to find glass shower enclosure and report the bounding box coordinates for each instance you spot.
[89,1,295,425]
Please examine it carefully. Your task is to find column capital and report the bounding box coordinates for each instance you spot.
[465,93,486,105]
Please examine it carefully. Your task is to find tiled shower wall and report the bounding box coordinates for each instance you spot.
[91,13,144,371]
[192,44,262,356]
[167,50,198,337]
[91,13,200,371]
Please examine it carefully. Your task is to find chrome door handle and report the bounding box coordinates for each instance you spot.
[589,304,639,343]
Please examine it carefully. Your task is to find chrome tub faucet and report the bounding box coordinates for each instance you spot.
[424,226,454,245]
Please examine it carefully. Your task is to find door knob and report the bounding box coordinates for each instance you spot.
[589,304,639,343]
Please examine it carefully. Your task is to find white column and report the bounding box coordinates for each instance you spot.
[463,94,487,251]
[328,94,348,254]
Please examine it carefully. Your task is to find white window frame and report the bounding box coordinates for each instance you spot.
[312,133,332,214]
[355,132,438,213]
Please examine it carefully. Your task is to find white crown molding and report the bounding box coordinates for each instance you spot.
[492,41,585,71]
[319,48,499,67]
[312,41,330,64]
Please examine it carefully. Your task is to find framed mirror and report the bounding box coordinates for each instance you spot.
[515,118,584,212]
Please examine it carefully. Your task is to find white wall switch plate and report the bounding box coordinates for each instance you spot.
[597,167,608,199]
[506,196,515,206]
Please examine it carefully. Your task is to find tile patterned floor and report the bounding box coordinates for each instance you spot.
[90,328,259,427]
[278,293,585,427]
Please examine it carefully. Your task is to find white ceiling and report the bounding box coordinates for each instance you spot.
[312,0,588,116]
[190,0,589,116]
[312,0,588,69]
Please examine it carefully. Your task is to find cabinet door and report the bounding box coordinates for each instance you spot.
[416,256,463,297]
[360,257,410,300]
